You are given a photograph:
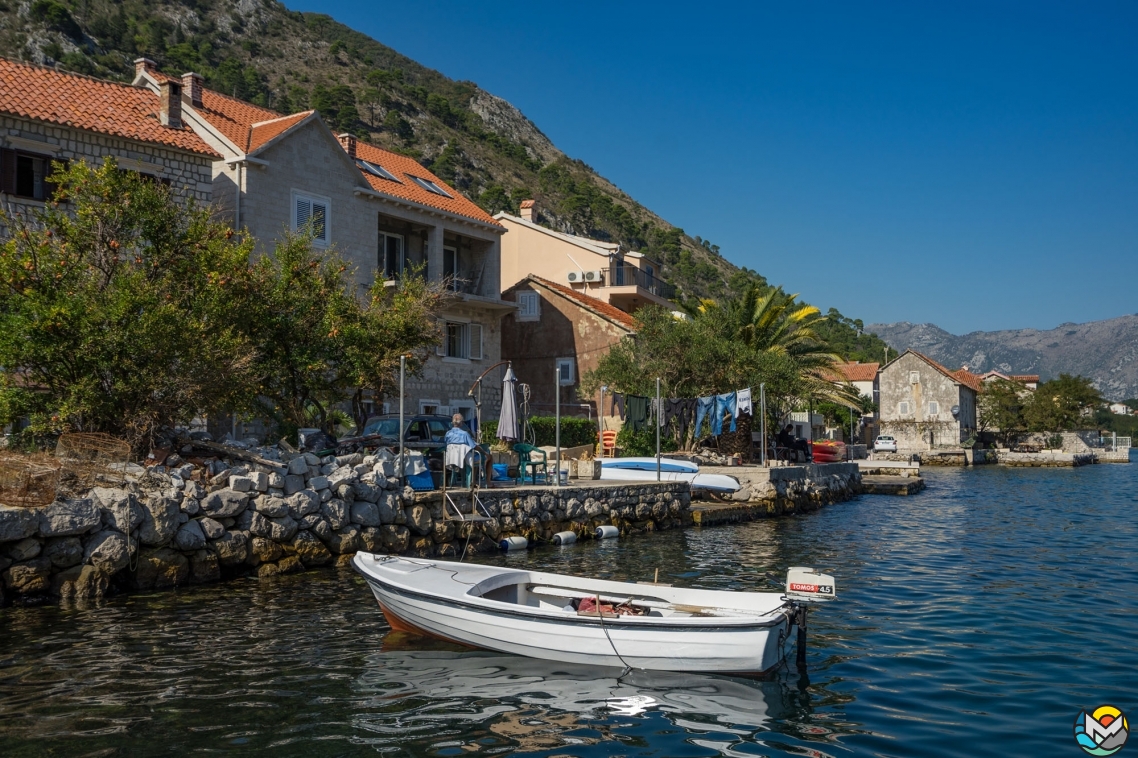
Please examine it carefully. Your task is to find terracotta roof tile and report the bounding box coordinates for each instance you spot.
[902,350,983,392]
[525,275,638,330]
[195,87,282,151]
[1011,374,1040,383]
[248,111,315,152]
[830,362,879,383]
[0,57,218,157]
[353,141,501,226]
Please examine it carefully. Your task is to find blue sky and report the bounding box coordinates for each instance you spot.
[288,1,1138,334]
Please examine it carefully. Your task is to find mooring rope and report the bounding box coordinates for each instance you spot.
[593,594,634,679]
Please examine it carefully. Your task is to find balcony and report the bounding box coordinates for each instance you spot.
[607,263,677,301]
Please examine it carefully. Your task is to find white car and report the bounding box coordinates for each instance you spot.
[874,435,898,453]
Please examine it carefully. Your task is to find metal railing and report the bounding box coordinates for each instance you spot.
[1096,435,1131,451]
[607,263,677,300]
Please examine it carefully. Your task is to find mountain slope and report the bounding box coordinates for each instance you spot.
[868,316,1138,401]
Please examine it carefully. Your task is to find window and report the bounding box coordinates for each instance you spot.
[517,291,540,321]
[909,371,921,384]
[0,148,59,201]
[556,357,575,385]
[928,401,940,416]
[409,175,452,197]
[418,400,442,415]
[356,158,401,183]
[437,320,482,360]
[380,232,405,280]
[898,401,911,415]
[293,191,329,245]
[443,245,459,291]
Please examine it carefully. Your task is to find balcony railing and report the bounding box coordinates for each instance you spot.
[607,263,677,300]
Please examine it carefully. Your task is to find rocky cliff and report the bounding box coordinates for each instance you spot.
[868,315,1138,400]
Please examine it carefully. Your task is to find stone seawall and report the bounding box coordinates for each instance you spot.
[0,449,690,607]
[700,463,861,517]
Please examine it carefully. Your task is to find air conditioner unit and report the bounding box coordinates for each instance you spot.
[567,271,582,283]
[583,270,604,282]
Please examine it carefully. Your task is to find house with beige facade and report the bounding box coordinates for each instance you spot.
[878,350,980,450]
[496,202,676,314]
[131,59,512,427]
[501,275,637,418]
[0,57,217,230]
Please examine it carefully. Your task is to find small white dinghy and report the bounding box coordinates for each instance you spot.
[598,465,743,492]
[353,553,835,673]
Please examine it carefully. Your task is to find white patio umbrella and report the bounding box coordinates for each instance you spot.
[497,365,519,442]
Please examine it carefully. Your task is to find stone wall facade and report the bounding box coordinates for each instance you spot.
[879,352,976,451]
[0,449,688,607]
[0,115,214,232]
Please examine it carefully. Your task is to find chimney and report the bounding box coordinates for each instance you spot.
[338,133,357,158]
[519,199,535,221]
[134,57,157,79]
[181,72,203,108]
[159,81,182,128]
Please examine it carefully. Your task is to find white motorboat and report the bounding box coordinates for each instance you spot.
[598,465,742,492]
[352,553,835,674]
[601,456,699,473]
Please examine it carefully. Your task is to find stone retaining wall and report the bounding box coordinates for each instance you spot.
[701,462,861,517]
[0,450,689,607]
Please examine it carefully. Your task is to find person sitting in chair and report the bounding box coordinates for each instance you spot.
[778,424,812,462]
[444,414,492,485]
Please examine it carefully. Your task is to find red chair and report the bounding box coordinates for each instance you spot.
[601,430,618,458]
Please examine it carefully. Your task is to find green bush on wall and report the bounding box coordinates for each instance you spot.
[616,425,678,457]
[480,416,597,448]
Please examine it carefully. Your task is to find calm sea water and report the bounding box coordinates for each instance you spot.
[2,460,1136,757]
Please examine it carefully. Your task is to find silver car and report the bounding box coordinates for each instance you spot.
[874,435,898,453]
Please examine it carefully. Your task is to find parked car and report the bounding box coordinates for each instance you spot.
[358,414,476,451]
[874,435,898,453]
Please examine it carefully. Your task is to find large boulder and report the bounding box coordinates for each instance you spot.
[138,496,181,546]
[325,527,362,554]
[198,517,225,540]
[351,481,382,503]
[210,531,248,566]
[200,490,248,519]
[43,536,83,569]
[283,474,305,496]
[350,501,380,527]
[135,547,189,589]
[378,492,399,524]
[244,511,271,538]
[381,524,410,553]
[250,537,284,564]
[6,537,41,561]
[359,527,383,551]
[292,531,333,566]
[91,488,144,533]
[254,496,289,518]
[173,520,206,551]
[287,490,320,519]
[406,505,433,536]
[286,456,308,476]
[189,549,220,584]
[53,564,109,600]
[321,499,349,530]
[2,557,52,594]
[228,475,255,492]
[84,530,130,573]
[0,505,39,543]
[267,515,298,542]
[38,499,100,538]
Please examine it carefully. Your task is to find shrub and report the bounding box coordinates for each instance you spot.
[616,425,677,457]
[482,416,596,448]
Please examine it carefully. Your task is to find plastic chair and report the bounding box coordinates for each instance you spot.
[513,443,548,484]
[600,430,618,458]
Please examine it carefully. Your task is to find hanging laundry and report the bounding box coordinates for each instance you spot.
[736,387,752,417]
[610,393,625,421]
[665,398,695,440]
[694,396,715,439]
[626,395,650,431]
[711,392,737,436]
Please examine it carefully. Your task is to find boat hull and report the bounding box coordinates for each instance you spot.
[354,554,794,674]
[597,466,741,492]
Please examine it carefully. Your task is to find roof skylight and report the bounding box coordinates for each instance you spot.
[409,175,453,198]
[356,159,401,183]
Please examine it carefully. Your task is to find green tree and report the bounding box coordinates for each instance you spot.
[977,378,1028,444]
[0,159,257,451]
[383,109,413,141]
[311,84,359,131]
[1024,374,1103,432]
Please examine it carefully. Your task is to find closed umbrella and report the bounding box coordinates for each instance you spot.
[498,365,519,442]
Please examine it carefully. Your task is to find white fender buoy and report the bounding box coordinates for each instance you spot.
[552,531,577,546]
[595,525,620,540]
[499,536,528,552]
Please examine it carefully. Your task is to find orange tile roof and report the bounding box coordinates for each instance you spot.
[1011,374,1040,383]
[523,275,639,330]
[248,111,315,152]
[0,57,218,157]
[353,141,500,227]
[195,87,282,151]
[900,350,983,392]
[830,362,879,383]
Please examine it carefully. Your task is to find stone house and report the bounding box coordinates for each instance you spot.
[131,59,512,428]
[0,57,218,232]
[979,370,1040,392]
[878,350,981,450]
[501,275,637,418]
[496,202,676,314]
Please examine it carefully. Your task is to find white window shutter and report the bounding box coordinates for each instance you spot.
[436,319,446,356]
[469,323,483,360]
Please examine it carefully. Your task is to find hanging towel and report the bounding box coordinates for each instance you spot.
[445,443,472,470]
[736,387,753,417]
[694,396,715,439]
[712,392,737,436]
[626,395,650,432]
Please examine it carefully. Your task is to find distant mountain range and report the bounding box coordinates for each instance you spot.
[867,315,1138,401]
